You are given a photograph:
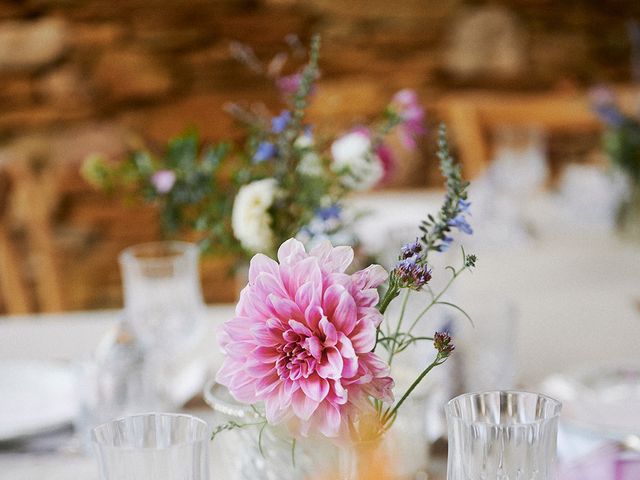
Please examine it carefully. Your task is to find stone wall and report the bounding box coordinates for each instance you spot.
[0,0,638,311]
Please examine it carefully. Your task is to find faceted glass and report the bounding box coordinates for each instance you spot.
[446,391,562,480]
[92,413,210,480]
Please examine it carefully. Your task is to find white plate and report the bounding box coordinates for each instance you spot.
[540,364,640,439]
[0,359,78,442]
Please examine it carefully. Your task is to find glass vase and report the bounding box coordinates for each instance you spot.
[204,380,322,480]
[92,413,210,480]
[446,391,562,480]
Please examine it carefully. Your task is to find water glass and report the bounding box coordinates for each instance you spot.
[92,413,211,480]
[446,391,562,480]
[119,241,205,351]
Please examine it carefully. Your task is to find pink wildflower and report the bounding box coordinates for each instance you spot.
[216,239,394,438]
[391,89,425,150]
[151,169,176,194]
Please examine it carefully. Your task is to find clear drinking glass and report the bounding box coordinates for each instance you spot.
[119,241,205,351]
[92,413,211,480]
[446,391,562,480]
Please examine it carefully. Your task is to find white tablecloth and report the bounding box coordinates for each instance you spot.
[1,190,639,478]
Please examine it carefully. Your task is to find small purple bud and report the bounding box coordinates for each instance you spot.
[271,110,291,134]
[434,331,454,357]
[400,239,422,260]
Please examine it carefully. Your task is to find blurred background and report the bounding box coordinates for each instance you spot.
[1,0,639,314]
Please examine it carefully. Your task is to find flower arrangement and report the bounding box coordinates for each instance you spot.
[591,87,640,188]
[214,125,475,451]
[82,35,424,259]
[591,87,640,239]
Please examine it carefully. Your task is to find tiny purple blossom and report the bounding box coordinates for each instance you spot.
[400,239,422,259]
[395,255,432,290]
[448,215,473,235]
[151,169,176,194]
[271,110,291,133]
[433,331,455,357]
[253,142,277,163]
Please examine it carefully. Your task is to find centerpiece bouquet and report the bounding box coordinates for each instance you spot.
[591,87,640,240]
[209,125,475,479]
[82,35,424,260]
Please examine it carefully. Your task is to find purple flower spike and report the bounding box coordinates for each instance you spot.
[253,142,277,163]
[271,110,291,134]
[448,215,473,235]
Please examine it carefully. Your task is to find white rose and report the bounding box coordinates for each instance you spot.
[331,131,383,190]
[232,178,278,253]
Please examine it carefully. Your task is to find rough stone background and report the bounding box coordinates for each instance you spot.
[0,0,638,311]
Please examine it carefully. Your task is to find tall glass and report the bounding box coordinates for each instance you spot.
[446,391,561,480]
[119,241,205,350]
[92,413,210,480]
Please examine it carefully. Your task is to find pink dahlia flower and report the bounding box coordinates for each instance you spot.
[216,239,394,438]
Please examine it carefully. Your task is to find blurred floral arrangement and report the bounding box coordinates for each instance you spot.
[214,125,475,452]
[82,35,424,259]
[591,87,640,188]
[591,86,640,238]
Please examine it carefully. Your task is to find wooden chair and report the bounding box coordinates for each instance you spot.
[437,86,639,178]
[0,168,32,314]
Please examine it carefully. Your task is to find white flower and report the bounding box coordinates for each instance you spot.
[232,178,278,253]
[331,131,383,190]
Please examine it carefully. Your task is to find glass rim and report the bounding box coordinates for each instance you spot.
[446,390,562,426]
[203,379,262,419]
[91,412,210,449]
[119,241,199,266]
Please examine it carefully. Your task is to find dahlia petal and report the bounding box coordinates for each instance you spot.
[360,352,391,376]
[319,317,338,347]
[310,241,354,273]
[292,388,320,421]
[266,394,291,424]
[248,253,280,284]
[252,346,281,363]
[299,374,330,402]
[289,257,322,296]
[304,335,323,360]
[353,264,388,289]
[225,340,255,358]
[342,356,359,378]
[268,295,304,322]
[251,325,281,346]
[228,373,259,403]
[220,317,253,342]
[304,305,324,331]
[277,238,307,265]
[332,291,357,335]
[254,373,281,396]
[330,380,349,405]
[349,319,376,352]
[337,334,356,358]
[317,346,343,379]
[288,319,312,337]
[295,281,319,313]
[215,358,241,387]
[322,284,344,317]
[255,272,288,299]
[315,402,342,437]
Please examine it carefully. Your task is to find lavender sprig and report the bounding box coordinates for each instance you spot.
[419,124,472,253]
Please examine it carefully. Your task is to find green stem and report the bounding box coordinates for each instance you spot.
[382,355,445,427]
[378,283,399,316]
[405,266,464,336]
[388,289,410,366]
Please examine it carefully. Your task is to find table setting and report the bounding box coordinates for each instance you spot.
[1,34,640,480]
